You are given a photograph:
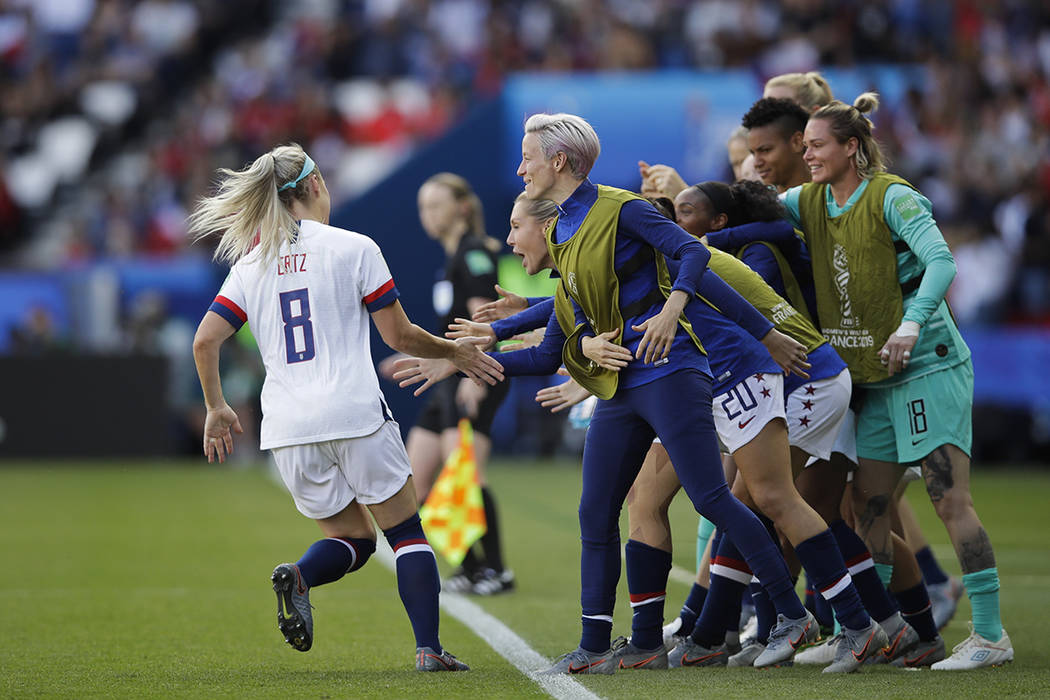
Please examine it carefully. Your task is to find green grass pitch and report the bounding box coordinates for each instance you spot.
[3,459,1049,698]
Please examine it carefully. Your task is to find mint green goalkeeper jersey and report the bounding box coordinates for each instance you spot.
[782,179,970,388]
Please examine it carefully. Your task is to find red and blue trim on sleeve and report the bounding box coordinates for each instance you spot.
[363,278,399,312]
[210,295,247,330]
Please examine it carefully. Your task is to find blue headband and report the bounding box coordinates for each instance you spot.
[278,154,315,192]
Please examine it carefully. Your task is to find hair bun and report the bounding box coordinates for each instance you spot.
[853,92,880,115]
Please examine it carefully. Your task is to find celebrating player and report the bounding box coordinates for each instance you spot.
[784,95,1014,669]
[189,143,502,671]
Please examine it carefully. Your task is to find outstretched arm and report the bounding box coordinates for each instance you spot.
[371,299,503,386]
[395,308,565,395]
[491,297,555,340]
[706,220,799,251]
[472,284,530,323]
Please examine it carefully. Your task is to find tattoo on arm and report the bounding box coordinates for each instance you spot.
[922,446,955,502]
[959,527,996,574]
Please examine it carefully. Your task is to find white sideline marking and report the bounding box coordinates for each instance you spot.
[668,562,696,586]
[375,541,604,700]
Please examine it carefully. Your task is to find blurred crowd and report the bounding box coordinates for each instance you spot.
[2,0,1049,327]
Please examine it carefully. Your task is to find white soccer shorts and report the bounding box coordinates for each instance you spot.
[271,420,411,520]
[786,368,853,464]
[713,372,786,454]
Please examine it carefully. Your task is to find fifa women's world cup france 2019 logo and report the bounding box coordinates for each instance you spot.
[833,243,854,328]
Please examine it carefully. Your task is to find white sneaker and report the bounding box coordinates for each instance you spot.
[932,624,1014,670]
[793,633,841,665]
[662,616,683,647]
[739,611,758,644]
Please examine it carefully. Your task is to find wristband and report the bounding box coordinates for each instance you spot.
[895,320,920,337]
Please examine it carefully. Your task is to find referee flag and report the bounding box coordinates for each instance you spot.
[419,419,487,566]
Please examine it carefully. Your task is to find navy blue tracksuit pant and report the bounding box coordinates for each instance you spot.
[577,369,796,649]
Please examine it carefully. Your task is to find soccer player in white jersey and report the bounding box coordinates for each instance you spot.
[189,143,503,672]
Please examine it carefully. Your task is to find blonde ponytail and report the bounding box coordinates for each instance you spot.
[189,143,315,265]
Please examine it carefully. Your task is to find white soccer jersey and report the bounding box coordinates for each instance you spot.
[209,219,400,449]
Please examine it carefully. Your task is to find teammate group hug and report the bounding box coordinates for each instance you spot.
[190,71,1013,675]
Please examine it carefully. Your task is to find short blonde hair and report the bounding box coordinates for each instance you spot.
[765,71,833,112]
[188,143,315,264]
[514,191,560,222]
[524,113,601,179]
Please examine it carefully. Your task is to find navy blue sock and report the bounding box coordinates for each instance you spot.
[814,587,835,628]
[804,572,818,615]
[383,514,441,652]
[895,582,939,642]
[625,540,672,650]
[747,512,789,637]
[691,533,750,647]
[915,546,949,586]
[679,583,708,634]
[696,486,804,620]
[296,537,376,587]
[795,529,870,631]
[749,513,805,621]
[829,519,898,623]
[750,578,776,643]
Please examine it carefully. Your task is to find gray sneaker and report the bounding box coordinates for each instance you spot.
[877,613,919,664]
[416,647,470,671]
[727,639,766,667]
[611,636,668,670]
[668,637,729,667]
[928,578,963,630]
[890,635,947,668]
[823,619,890,673]
[542,646,616,675]
[271,563,313,652]
[753,611,818,667]
[724,629,742,655]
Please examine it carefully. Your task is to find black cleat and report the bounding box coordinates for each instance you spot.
[272,563,313,652]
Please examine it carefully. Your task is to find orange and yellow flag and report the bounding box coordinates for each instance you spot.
[419,418,487,566]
